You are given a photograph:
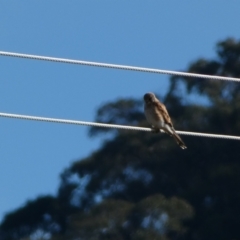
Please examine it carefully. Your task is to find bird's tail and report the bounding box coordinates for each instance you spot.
[164,126,187,149]
[171,131,187,149]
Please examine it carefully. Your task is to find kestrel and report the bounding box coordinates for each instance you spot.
[144,92,187,149]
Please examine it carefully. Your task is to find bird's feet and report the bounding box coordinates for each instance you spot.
[151,127,161,134]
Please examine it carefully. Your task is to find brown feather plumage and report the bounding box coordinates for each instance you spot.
[144,92,187,149]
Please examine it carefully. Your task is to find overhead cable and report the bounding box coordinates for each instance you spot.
[0,112,240,140]
[0,51,239,82]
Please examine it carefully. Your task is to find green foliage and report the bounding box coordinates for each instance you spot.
[1,38,240,240]
[67,199,133,239]
[63,196,193,240]
[89,98,145,137]
[0,196,59,239]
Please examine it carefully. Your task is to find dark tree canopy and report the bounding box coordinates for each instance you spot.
[1,38,240,240]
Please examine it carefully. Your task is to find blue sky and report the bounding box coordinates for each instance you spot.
[0,1,240,221]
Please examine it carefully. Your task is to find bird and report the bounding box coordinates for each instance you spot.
[143,92,187,149]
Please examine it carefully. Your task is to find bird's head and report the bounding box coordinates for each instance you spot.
[143,92,156,104]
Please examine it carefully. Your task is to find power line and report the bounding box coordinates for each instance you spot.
[0,51,240,82]
[0,112,240,141]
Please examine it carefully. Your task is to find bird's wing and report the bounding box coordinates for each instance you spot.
[154,101,173,127]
